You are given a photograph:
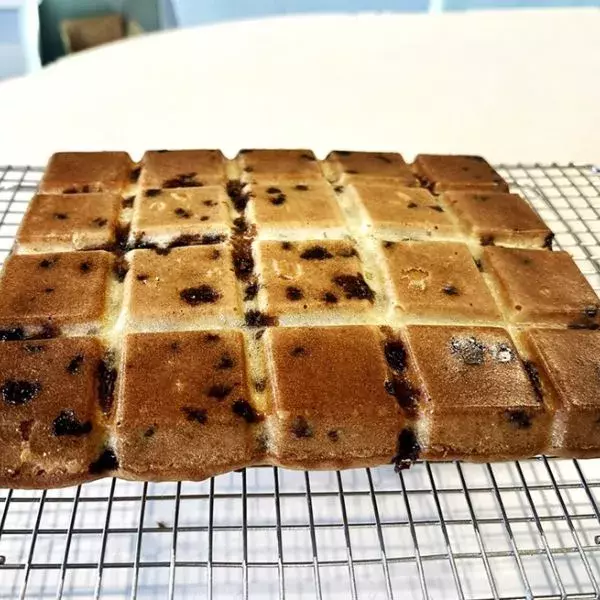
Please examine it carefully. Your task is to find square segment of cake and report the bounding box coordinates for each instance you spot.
[405,325,550,459]
[123,245,241,331]
[116,330,261,480]
[348,183,457,240]
[266,326,413,468]
[383,241,502,323]
[0,251,113,338]
[258,240,376,323]
[412,154,509,194]
[325,151,417,186]
[248,181,346,238]
[238,149,324,183]
[39,151,134,194]
[482,247,600,327]
[0,337,108,487]
[130,187,231,247]
[16,193,121,252]
[138,150,227,189]
[440,191,553,249]
[521,329,600,455]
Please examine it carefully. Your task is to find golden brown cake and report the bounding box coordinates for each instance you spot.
[412,154,509,194]
[0,149,598,488]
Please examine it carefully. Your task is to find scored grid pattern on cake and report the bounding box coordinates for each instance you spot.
[0,161,598,599]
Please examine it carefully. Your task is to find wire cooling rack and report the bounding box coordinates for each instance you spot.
[0,163,599,600]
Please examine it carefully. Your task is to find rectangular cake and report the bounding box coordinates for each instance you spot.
[0,150,598,488]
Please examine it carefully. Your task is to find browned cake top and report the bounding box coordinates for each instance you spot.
[258,240,375,319]
[348,183,457,239]
[138,150,227,189]
[0,251,113,333]
[118,330,255,428]
[16,193,121,251]
[130,186,231,243]
[249,181,346,233]
[124,245,240,329]
[239,149,324,183]
[413,154,509,194]
[326,151,417,185]
[39,151,133,194]
[523,329,600,410]
[440,191,553,248]
[482,247,600,326]
[267,325,403,419]
[405,325,541,410]
[0,337,105,470]
[383,241,501,322]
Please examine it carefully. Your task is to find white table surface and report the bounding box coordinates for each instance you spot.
[0,7,598,166]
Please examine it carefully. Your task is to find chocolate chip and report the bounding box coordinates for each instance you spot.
[392,429,420,471]
[291,416,313,438]
[226,180,250,212]
[216,354,234,370]
[383,341,406,374]
[89,448,119,474]
[24,344,45,353]
[281,242,292,250]
[450,337,485,366]
[79,261,92,274]
[232,240,255,281]
[211,249,221,260]
[163,173,201,188]
[407,202,417,209]
[543,232,554,250]
[180,285,221,305]
[53,213,68,220]
[323,292,338,304]
[334,185,344,193]
[474,258,484,272]
[480,235,495,246]
[145,189,161,197]
[300,245,333,260]
[91,217,108,227]
[62,187,78,194]
[505,410,532,429]
[327,430,339,442]
[1,380,41,406]
[429,205,444,213]
[254,379,266,392]
[290,346,306,356]
[67,354,84,375]
[129,166,141,182]
[207,384,233,400]
[333,274,375,301]
[383,241,395,248]
[19,420,33,441]
[201,215,209,221]
[53,409,92,436]
[337,246,358,258]
[286,286,304,301]
[244,166,254,173]
[583,306,598,318]
[270,194,286,206]
[113,257,129,283]
[136,273,149,282]
[385,378,418,416]
[523,360,544,402]
[44,287,54,294]
[144,426,156,437]
[255,329,265,340]
[114,222,131,252]
[266,187,281,194]
[203,199,217,207]
[244,281,259,301]
[295,184,309,191]
[174,207,192,219]
[245,310,277,327]
[232,399,262,423]
[97,356,117,413]
[233,216,248,233]
[442,285,459,296]
[182,407,207,424]
[39,258,57,269]
[170,341,180,352]
[204,333,220,342]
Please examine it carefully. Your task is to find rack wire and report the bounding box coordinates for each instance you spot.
[0,163,599,599]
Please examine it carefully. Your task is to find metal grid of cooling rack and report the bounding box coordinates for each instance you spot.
[0,163,599,600]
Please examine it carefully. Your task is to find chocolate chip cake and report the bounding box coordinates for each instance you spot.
[0,150,598,488]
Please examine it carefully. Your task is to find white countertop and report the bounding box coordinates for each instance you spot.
[0,7,598,166]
